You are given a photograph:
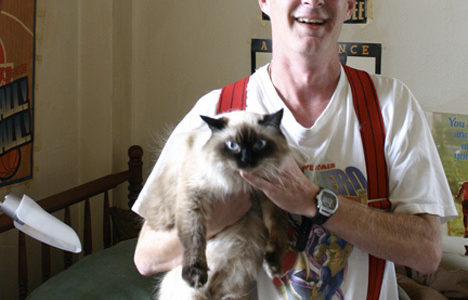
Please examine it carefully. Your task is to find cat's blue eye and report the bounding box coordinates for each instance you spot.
[226,140,240,152]
[254,139,267,150]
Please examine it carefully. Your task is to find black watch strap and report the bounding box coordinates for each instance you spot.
[294,189,337,251]
[310,211,330,226]
[294,211,329,252]
[294,217,312,252]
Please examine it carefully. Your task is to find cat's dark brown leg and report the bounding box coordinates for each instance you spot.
[260,196,289,277]
[176,191,209,288]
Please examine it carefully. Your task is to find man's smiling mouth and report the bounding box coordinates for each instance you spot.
[296,17,325,25]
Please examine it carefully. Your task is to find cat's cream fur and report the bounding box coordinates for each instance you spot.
[144,110,291,300]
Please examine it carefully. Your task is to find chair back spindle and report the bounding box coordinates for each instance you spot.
[103,191,111,248]
[128,145,143,208]
[64,207,73,269]
[41,243,51,282]
[83,199,93,256]
[18,231,28,300]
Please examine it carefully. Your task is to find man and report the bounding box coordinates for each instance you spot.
[132,0,457,299]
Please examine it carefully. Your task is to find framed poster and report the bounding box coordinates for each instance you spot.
[262,0,370,24]
[346,0,369,24]
[427,112,468,238]
[338,42,381,74]
[0,0,35,187]
[251,39,382,75]
[251,39,272,74]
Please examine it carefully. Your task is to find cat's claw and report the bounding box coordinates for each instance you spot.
[182,263,208,288]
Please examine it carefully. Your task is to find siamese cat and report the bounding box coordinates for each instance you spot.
[144,109,292,300]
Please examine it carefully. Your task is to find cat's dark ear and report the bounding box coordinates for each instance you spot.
[200,115,227,131]
[259,109,284,128]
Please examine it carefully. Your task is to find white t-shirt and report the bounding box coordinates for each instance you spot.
[133,64,457,300]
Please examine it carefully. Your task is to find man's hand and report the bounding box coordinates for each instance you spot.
[240,155,320,218]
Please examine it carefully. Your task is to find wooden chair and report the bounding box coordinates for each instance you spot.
[0,145,143,299]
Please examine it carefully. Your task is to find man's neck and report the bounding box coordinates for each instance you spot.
[269,52,341,127]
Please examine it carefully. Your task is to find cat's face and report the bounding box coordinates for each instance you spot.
[201,109,288,172]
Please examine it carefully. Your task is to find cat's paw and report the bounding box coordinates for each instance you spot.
[263,250,283,278]
[182,262,208,288]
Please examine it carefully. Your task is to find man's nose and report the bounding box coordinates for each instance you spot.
[302,0,325,7]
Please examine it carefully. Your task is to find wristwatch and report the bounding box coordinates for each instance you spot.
[311,188,339,225]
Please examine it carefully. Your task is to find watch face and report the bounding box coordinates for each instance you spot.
[321,191,337,210]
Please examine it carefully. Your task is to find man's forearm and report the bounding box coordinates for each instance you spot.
[133,193,252,276]
[134,221,182,276]
[239,157,442,274]
[324,197,442,274]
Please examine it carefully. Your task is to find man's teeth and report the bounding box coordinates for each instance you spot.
[297,17,324,24]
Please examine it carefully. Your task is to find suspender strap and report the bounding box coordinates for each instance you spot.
[343,64,390,300]
[343,65,390,209]
[216,76,250,114]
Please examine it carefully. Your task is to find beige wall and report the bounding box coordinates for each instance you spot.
[340,0,468,114]
[1,0,467,299]
[131,0,270,174]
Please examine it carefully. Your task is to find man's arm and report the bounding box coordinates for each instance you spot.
[133,193,252,276]
[325,199,441,274]
[134,222,182,276]
[241,155,442,274]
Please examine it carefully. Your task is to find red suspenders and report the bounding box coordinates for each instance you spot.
[217,65,390,300]
[342,65,390,300]
[216,76,249,114]
[343,65,390,210]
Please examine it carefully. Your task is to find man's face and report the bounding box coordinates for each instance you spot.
[259,0,355,57]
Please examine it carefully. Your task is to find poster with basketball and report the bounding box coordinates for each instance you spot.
[0,0,35,187]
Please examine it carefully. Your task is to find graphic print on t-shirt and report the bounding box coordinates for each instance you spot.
[276,163,368,300]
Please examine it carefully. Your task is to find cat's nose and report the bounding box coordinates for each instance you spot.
[240,149,256,167]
